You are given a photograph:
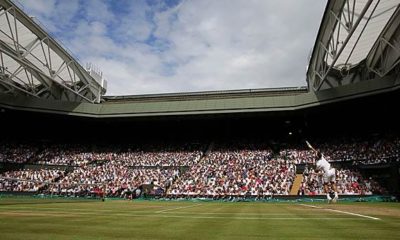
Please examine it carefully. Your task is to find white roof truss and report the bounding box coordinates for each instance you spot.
[307,0,400,91]
[0,0,106,102]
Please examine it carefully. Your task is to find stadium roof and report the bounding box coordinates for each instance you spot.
[307,0,400,91]
[0,0,399,118]
[1,76,398,117]
[0,0,107,102]
[103,87,308,103]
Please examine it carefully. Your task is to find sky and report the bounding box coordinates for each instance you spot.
[17,0,327,96]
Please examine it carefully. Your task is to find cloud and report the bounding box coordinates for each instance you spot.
[84,0,115,23]
[17,0,327,95]
[19,0,79,33]
[18,0,56,16]
[113,0,154,43]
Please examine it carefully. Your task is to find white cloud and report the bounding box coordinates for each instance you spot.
[113,0,154,42]
[18,0,56,16]
[17,0,327,95]
[19,0,79,33]
[53,0,79,27]
[84,0,115,23]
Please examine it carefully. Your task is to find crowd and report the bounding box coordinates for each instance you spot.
[35,143,203,166]
[0,142,200,195]
[0,142,38,163]
[36,144,96,166]
[0,168,64,192]
[0,137,395,197]
[281,136,400,165]
[47,162,180,197]
[299,167,387,195]
[168,145,296,197]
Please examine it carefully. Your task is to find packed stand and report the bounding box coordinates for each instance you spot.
[298,167,387,196]
[36,144,101,166]
[0,142,38,163]
[47,161,180,197]
[168,143,296,198]
[281,136,400,165]
[0,168,64,192]
[0,138,394,198]
[35,143,203,166]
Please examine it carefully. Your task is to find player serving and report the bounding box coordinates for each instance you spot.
[306,141,339,203]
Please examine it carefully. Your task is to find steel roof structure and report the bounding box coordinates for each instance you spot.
[0,0,399,118]
[0,0,107,103]
[307,0,400,91]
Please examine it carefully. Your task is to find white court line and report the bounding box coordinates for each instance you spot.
[148,215,369,220]
[0,205,163,212]
[298,204,381,220]
[155,204,202,213]
[158,211,335,216]
[0,203,380,220]
[298,204,321,209]
[324,208,380,220]
[0,211,371,220]
[0,206,344,216]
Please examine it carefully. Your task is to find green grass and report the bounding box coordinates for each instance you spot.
[0,197,399,239]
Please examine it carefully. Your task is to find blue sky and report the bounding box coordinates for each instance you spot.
[18,0,326,96]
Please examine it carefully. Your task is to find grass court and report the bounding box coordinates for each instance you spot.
[0,197,399,239]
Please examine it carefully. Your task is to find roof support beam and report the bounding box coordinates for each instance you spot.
[367,6,400,77]
[310,0,374,91]
[0,0,106,103]
[307,0,400,91]
[0,44,100,102]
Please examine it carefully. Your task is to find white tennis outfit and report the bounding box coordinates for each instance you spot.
[316,155,336,183]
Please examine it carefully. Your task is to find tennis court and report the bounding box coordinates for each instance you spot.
[0,197,399,239]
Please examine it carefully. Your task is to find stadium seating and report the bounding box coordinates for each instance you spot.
[0,136,397,197]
